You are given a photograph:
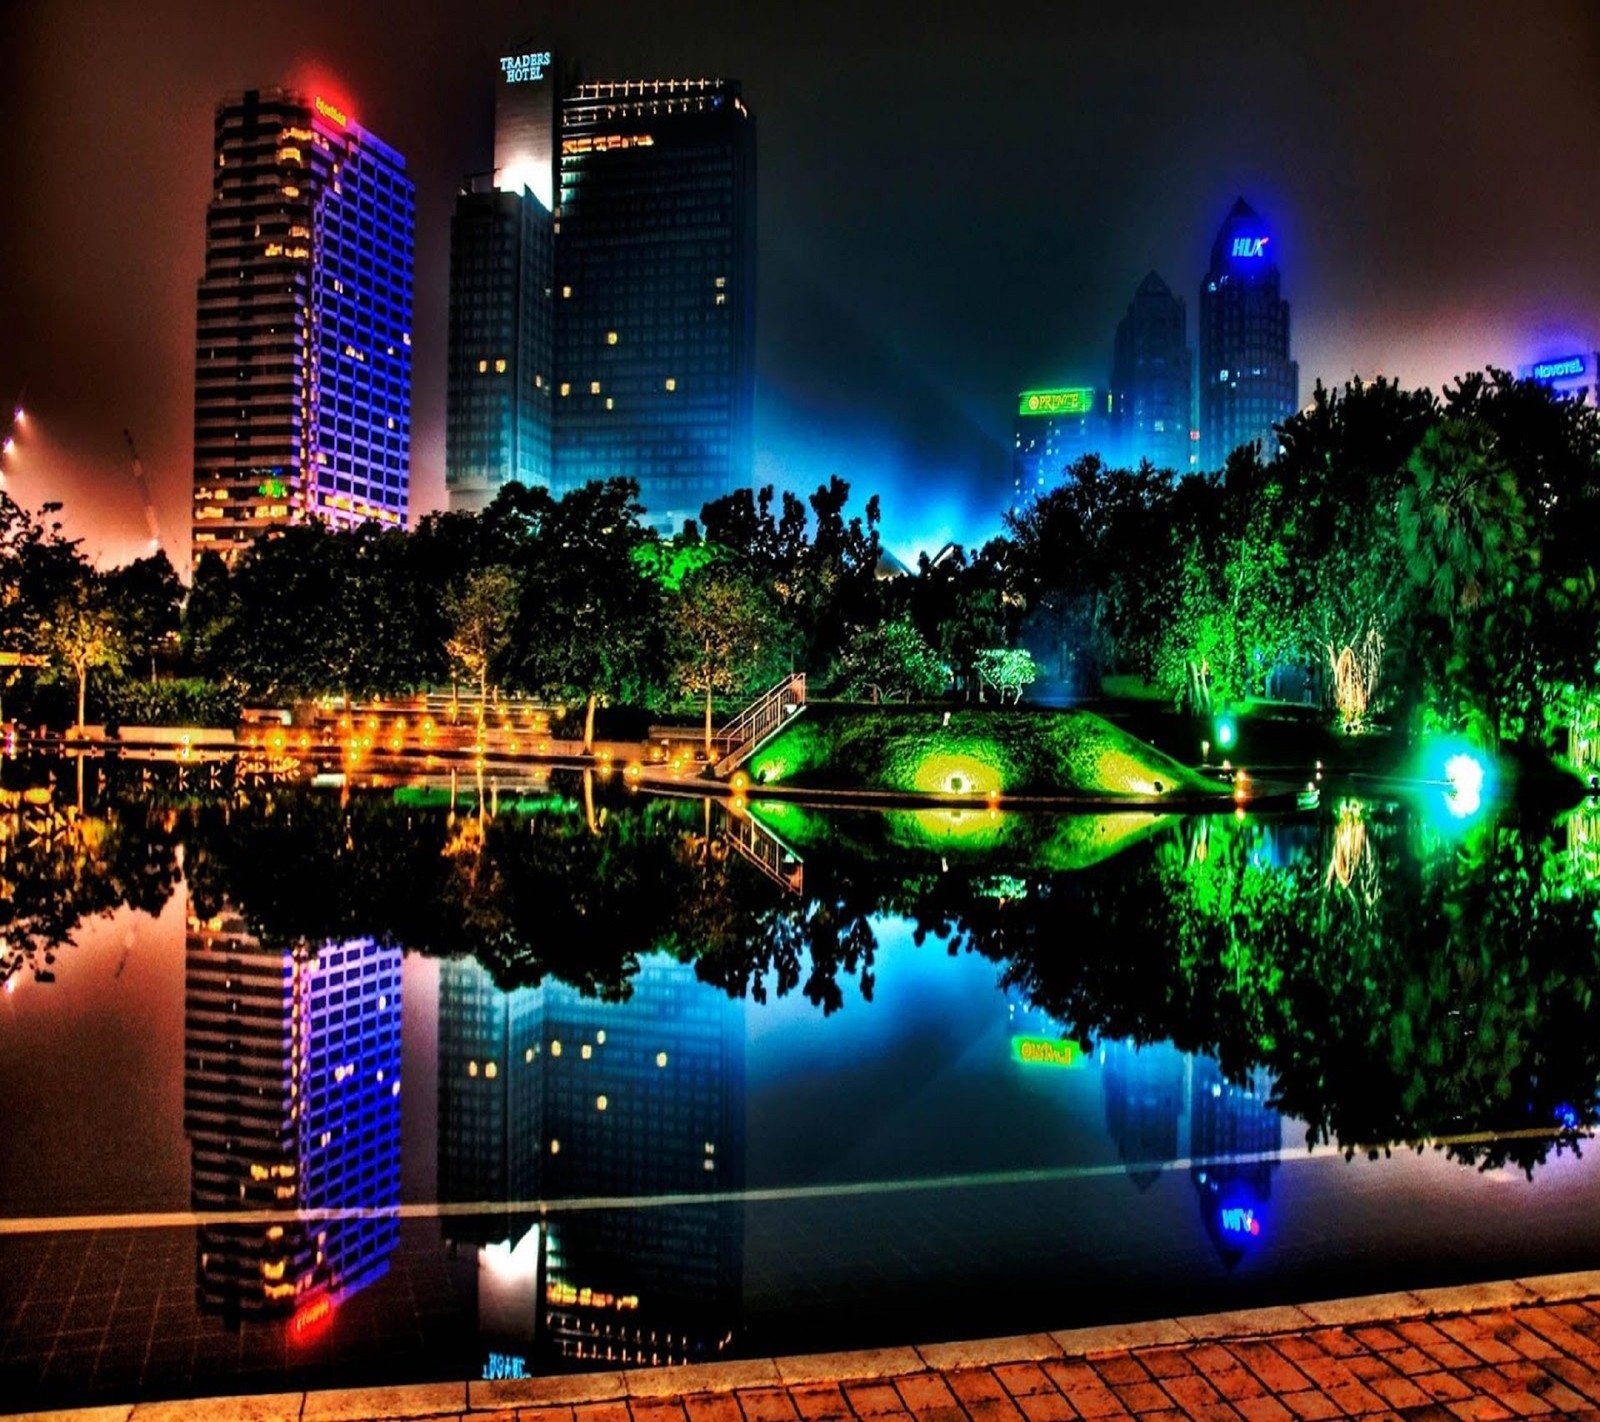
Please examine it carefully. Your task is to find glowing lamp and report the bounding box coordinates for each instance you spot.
[1214,716,1236,750]
[1443,752,1485,818]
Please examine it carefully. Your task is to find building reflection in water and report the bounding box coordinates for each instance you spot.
[1100,1040,1282,1266]
[438,955,745,1371]
[183,901,402,1333]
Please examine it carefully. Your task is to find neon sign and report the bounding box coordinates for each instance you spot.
[1011,1036,1083,1068]
[290,1295,334,1340]
[1230,236,1269,259]
[1219,1206,1262,1238]
[501,50,552,84]
[314,97,347,127]
[1532,355,1586,381]
[1018,387,1095,417]
[483,1352,528,1380]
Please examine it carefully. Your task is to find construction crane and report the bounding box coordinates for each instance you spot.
[122,429,166,556]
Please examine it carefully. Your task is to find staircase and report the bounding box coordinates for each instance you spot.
[719,802,804,894]
[711,673,806,778]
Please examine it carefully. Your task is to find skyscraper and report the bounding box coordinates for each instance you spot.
[192,89,414,564]
[1010,386,1108,509]
[1197,197,1298,472]
[445,53,756,531]
[1111,272,1194,473]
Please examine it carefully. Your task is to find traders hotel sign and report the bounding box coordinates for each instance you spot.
[500,50,552,83]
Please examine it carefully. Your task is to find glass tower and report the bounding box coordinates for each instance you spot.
[1110,271,1194,474]
[1197,197,1298,473]
[446,57,756,532]
[192,89,414,565]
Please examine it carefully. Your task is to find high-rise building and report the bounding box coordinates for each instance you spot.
[192,88,414,564]
[1011,386,1110,509]
[183,902,401,1325]
[1197,197,1297,472]
[445,53,756,531]
[1110,272,1194,473]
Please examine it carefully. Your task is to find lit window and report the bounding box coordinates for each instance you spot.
[664,378,676,392]
[525,1047,535,1063]
[714,276,726,289]
[559,382,571,397]
[605,397,614,410]
[495,358,507,373]
[714,293,726,305]
[595,1031,605,1044]
[478,359,488,373]
[561,285,572,298]
[535,374,544,388]
[550,1040,562,1056]
[468,1060,478,1077]
[550,1139,561,1154]
[589,381,601,395]
[485,1061,498,1079]
[596,1095,608,1111]
[581,1044,592,1060]
[656,1051,668,1068]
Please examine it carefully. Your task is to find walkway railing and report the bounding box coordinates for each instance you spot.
[720,803,804,894]
[711,673,806,777]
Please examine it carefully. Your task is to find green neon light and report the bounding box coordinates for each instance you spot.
[1011,1036,1084,1068]
[257,477,288,499]
[1018,387,1095,418]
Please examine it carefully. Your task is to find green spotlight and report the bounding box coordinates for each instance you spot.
[1215,715,1236,751]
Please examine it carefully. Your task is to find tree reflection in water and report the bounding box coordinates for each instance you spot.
[8,757,1600,1174]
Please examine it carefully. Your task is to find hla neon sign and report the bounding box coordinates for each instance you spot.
[1230,236,1269,259]
[501,51,552,84]
[1533,355,1586,380]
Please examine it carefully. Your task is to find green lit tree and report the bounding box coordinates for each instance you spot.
[838,613,945,703]
[670,565,786,757]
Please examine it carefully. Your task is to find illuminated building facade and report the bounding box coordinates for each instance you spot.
[446,54,756,531]
[1189,1057,1280,1267]
[1011,387,1109,509]
[183,904,401,1325]
[1110,272,1194,473]
[1520,350,1598,404]
[193,88,414,564]
[1099,1039,1186,1192]
[1197,197,1298,472]
[437,954,745,1370]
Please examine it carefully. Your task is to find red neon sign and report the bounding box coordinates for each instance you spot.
[290,1294,335,1340]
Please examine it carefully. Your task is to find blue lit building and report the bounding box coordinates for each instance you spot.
[1197,197,1298,472]
[446,53,756,532]
[1099,1039,1187,1192]
[193,88,414,564]
[184,903,401,1326]
[1110,272,1195,473]
[1188,1057,1281,1269]
[1011,386,1110,510]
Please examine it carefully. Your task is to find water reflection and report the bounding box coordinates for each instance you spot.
[438,957,745,1368]
[183,901,401,1331]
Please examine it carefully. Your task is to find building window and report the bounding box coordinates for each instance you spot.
[589,381,601,395]
[477,359,488,373]
[606,331,618,345]
[664,378,676,392]
[495,358,507,373]
[559,382,571,397]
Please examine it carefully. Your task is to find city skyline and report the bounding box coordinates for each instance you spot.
[2,1,1598,566]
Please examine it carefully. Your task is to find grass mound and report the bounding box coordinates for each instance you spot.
[746,704,1218,800]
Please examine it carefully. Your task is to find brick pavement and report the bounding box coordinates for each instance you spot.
[15,1274,1600,1422]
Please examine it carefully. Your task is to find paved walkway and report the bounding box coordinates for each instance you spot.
[16,1273,1600,1422]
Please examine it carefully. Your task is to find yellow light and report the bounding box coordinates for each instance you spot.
[596,1095,608,1111]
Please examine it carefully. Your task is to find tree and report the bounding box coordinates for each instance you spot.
[669,566,785,757]
[838,614,945,702]
[444,566,518,728]
[42,576,126,729]
[104,551,181,681]
[973,647,1037,704]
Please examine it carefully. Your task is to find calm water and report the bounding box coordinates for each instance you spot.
[3,760,1600,1411]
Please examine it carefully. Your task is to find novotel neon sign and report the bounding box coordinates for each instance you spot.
[1018,388,1095,418]
[1230,236,1270,259]
[314,96,347,127]
[501,50,552,84]
[1532,355,1586,381]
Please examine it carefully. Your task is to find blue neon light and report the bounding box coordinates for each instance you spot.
[1230,237,1269,259]
[1532,355,1586,381]
[1219,1205,1262,1238]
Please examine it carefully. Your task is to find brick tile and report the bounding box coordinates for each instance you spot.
[524,1409,579,1422]
[1349,1328,1404,1354]
[1541,1355,1600,1404]
[738,1389,801,1422]
[1233,1400,1293,1422]
[948,1371,1012,1407]
[1365,1374,1433,1410]
[1321,1381,1386,1416]
[1272,1338,1325,1365]
[1383,1347,1434,1376]
[1391,1325,1477,1373]
[1441,1400,1513,1421]
[1412,1372,1473,1403]
[1280,1393,1340,1421]
[1184,1346,1242,1377]
[1230,1343,1311,1395]
[790,1386,851,1421]
[1044,1362,1112,1394]
[844,1384,908,1418]
[1057,1386,1127,1420]
[1341,1356,1395,1385]
[1092,1358,1151,1388]
[1309,1331,1365,1360]
[633,1402,690,1422]
[1293,1354,1358,1392]
[1433,1318,1522,1365]
[686,1397,745,1422]
[1519,1309,1600,1360]
[1138,1352,1196,1382]
[1206,1369,1266,1403]
[575,1405,631,1422]
[993,1365,1056,1398]
[1493,1324,1562,1362]
[1110,1382,1171,1414]
[1014,1392,1077,1422]
[1159,1374,1223,1412]
[895,1377,961,1417]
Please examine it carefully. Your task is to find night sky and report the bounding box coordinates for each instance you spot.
[3,0,1598,571]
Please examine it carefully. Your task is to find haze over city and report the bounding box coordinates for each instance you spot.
[2,0,1598,566]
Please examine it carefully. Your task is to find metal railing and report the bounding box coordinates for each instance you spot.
[711,673,805,776]
[721,804,804,894]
